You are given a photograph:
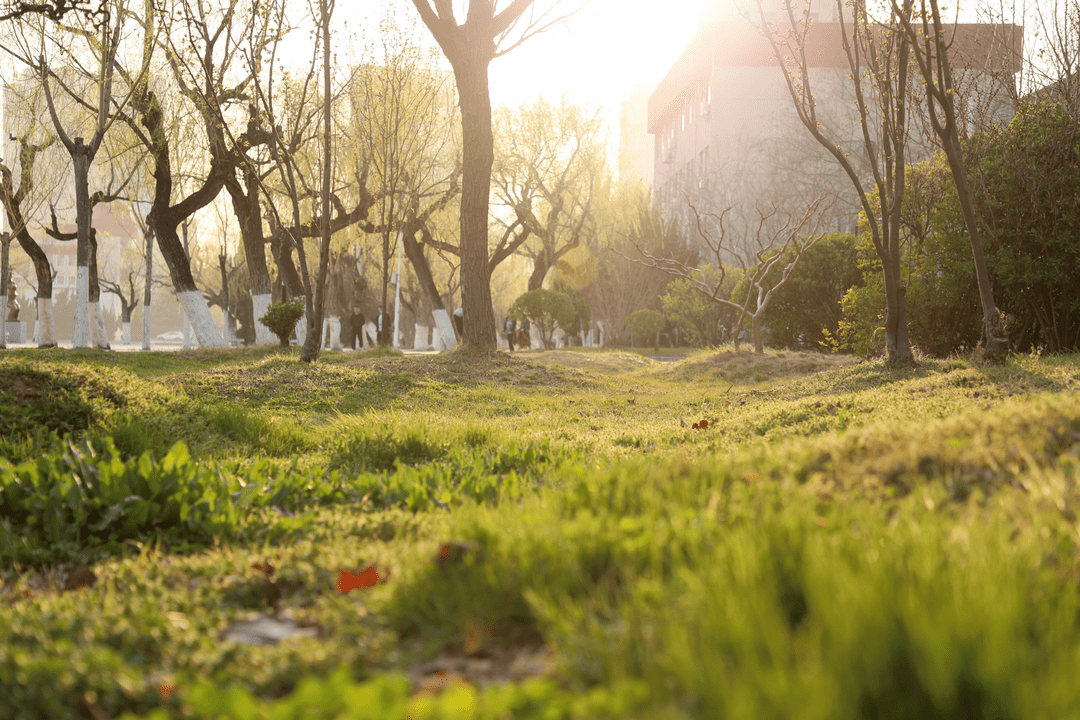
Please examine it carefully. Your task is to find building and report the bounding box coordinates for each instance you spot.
[648,0,1023,236]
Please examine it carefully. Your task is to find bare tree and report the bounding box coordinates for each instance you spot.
[0,127,61,347]
[37,3,126,348]
[100,269,138,342]
[409,0,587,350]
[350,12,459,347]
[630,195,832,354]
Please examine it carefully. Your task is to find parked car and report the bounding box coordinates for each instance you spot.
[156,330,184,343]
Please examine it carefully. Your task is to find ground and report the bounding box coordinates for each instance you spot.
[1,346,1079,718]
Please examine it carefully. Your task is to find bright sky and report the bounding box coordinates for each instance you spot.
[344,0,718,136]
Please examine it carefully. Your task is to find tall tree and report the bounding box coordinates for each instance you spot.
[350,11,458,346]
[758,0,918,363]
[492,95,603,291]
[0,128,61,347]
[158,0,291,344]
[409,0,585,349]
[38,2,125,348]
[894,0,1010,360]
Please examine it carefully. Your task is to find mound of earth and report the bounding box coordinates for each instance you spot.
[658,349,860,385]
[0,361,128,437]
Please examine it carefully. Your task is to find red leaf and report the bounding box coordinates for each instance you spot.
[336,565,381,594]
[699,419,709,428]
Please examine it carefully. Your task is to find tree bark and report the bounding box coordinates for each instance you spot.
[453,55,498,349]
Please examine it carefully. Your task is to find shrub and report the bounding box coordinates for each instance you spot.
[511,289,578,349]
[259,298,305,346]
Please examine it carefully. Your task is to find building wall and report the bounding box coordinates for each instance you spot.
[649,0,1023,245]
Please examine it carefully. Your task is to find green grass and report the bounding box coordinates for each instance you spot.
[2,346,1080,718]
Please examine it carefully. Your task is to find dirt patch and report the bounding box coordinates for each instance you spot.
[0,368,48,407]
[657,349,861,385]
[519,350,661,374]
[339,350,593,391]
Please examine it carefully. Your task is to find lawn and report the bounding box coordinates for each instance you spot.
[2,345,1079,719]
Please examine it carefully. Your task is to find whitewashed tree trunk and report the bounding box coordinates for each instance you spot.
[178,290,225,347]
[329,316,342,350]
[183,311,193,349]
[122,321,132,345]
[432,308,456,350]
[251,292,275,345]
[89,301,109,349]
[36,298,56,347]
[73,268,90,348]
[141,303,151,350]
[413,323,429,350]
[295,313,307,346]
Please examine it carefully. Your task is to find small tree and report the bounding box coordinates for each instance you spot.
[626,309,664,350]
[511,288,576,350]
[260,297,304,347]
[631,196,833,354]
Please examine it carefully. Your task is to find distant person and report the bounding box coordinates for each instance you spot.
[344,303,365,349]
[504,315,516,351]
[517,318,530,349]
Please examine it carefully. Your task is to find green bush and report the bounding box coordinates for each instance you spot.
[259,298,305,347]
[625,309,664,348]
[511,289,578,349]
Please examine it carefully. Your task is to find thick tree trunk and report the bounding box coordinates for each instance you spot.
[36,298,56,347]
[452,57,497,349]
[137,85,225,347]
[227,172,274,344]
[751,313,764,354]
[527,252,549,292]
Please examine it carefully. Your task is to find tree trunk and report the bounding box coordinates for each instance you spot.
[142,226,153,350]
[527,252,549,292]
[301,0,332,363]
[137,85,225,348]
[401,226,446,314]
[941,133,1008,360]
[452,56,497,349]
[227,171,274,344]
[72,145,93,348]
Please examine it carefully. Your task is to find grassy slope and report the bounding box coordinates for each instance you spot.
[1,347,1079,718]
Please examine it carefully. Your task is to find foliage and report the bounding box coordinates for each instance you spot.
[761,233,862,350]
[659,271,730,347]
[584,181,687,345]
[967,100,1080,352]
[259,298,305,347]
[5,348,1080,718]
[625,309,664,347]
[511,289,578,349]
[830,158,982,357]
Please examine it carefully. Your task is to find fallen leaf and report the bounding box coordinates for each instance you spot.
[337,565,381,594]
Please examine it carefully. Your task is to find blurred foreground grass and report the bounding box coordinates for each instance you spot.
[1,346,1079,718]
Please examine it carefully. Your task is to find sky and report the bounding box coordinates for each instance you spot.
[344,0,718,137]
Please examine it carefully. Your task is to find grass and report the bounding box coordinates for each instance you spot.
[1,345,1080,718]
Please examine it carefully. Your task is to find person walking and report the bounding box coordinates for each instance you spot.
[504,315,517,351]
